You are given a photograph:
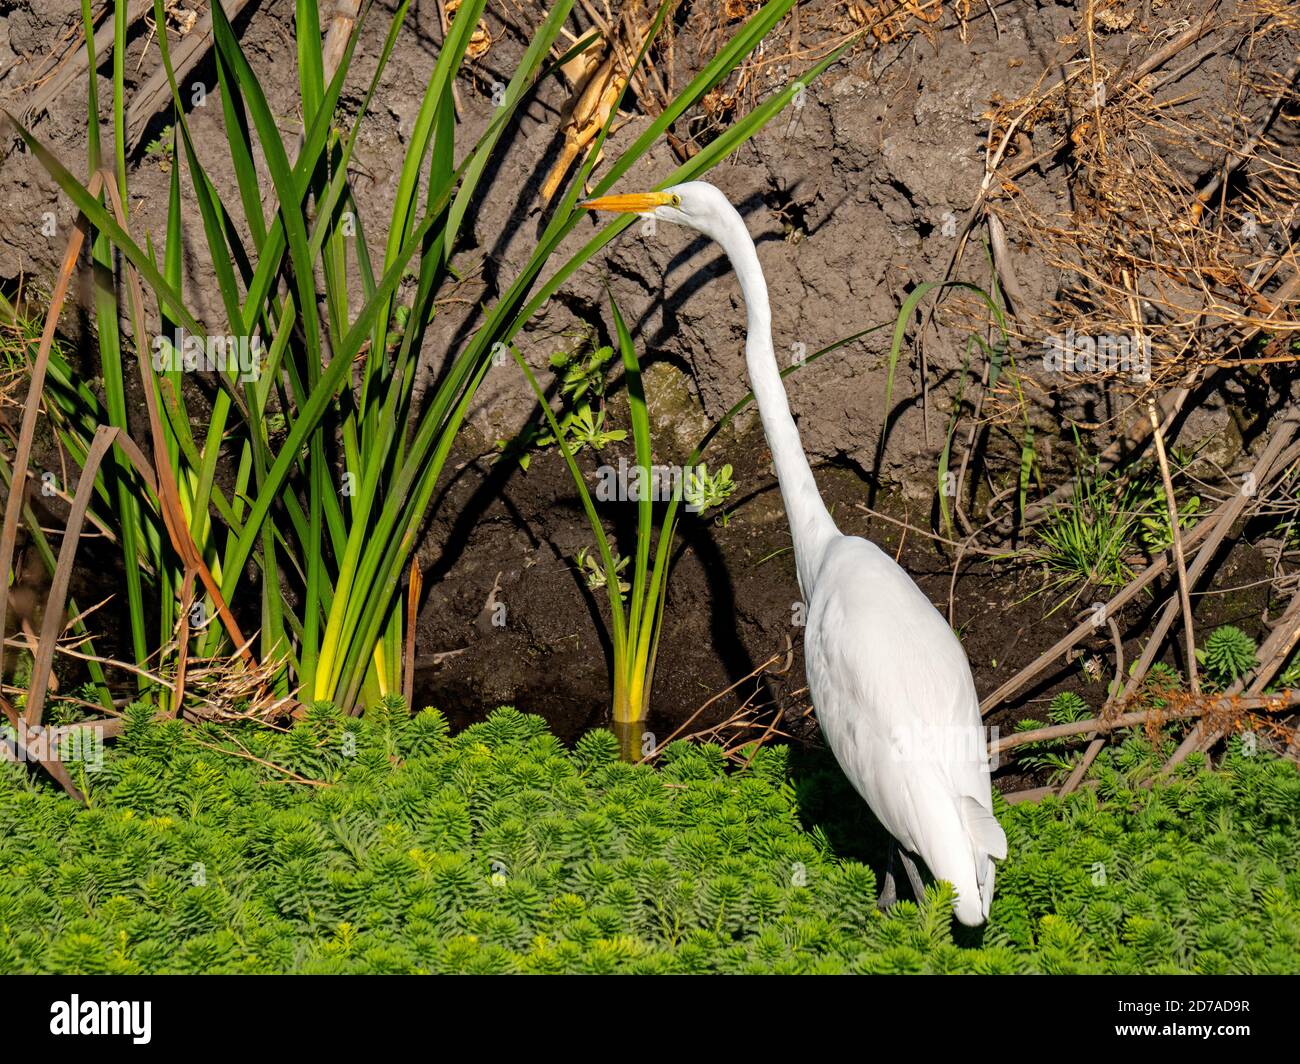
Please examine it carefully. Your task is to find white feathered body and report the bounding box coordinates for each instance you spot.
[584,180,1007,925]
[804,535,1006,925]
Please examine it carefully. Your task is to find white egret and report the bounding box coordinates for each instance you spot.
[582,182,1006,925]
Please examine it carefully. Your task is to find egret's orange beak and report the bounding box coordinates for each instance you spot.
[580,191,674,213]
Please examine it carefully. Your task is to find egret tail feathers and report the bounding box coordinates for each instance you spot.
[960,796,1007,859]
[960,796,1007,920]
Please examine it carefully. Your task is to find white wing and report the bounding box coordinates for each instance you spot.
[805,535,1006,925]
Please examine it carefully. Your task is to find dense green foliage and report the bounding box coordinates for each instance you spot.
[1012,691,1091,782]
[1,702,1297,973]
[1198,624,1260,687]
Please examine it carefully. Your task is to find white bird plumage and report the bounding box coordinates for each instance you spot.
[583,180,1007,925]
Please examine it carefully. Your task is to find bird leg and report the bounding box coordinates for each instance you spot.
[898,847,929,902]
[877,843,929,911]
[876,843,898,910]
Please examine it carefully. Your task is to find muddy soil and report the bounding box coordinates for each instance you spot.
[1,1,1295,781]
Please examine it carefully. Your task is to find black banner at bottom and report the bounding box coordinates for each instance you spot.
[0,973,1288,1050]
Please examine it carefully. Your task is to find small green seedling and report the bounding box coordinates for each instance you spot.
[576,546,630,593]
[685,462,737,518]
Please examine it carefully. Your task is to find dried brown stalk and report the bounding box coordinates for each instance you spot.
[995,688,1300,754]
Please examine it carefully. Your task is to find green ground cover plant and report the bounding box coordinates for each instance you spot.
[1,701,1296,974]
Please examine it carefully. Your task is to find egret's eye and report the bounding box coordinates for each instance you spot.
[670,194,682,207]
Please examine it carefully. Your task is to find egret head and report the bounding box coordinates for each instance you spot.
[581,181,737,243]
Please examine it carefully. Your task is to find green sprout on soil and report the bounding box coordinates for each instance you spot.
[1198,625,1259,689]
[497,338,626,470]
[143,124,175,170]
[564,404,628,453]
[552,337,616,404]
[684,462,737,518]
[1139,485,1202,553]
[576,546,630,594]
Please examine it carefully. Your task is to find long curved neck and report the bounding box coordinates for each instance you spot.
[715,219,839,595]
